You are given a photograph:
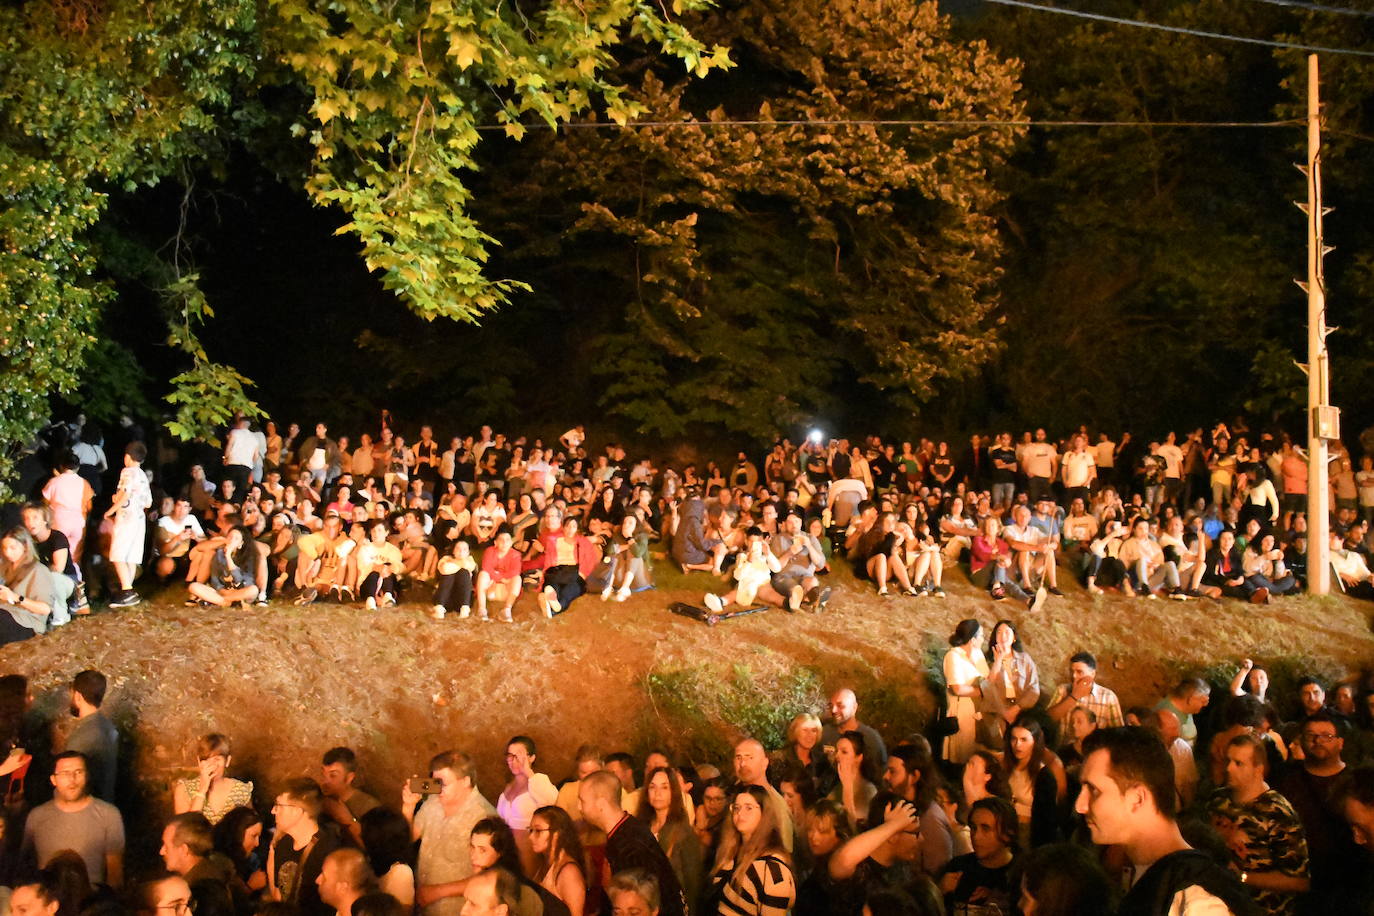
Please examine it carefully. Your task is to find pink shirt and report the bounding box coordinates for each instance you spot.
[43,472,88,542]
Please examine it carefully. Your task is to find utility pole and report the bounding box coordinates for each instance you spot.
[1301,53,1337,596]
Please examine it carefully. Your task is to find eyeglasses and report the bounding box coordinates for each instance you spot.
[730,804,761,814]
[155,901,193,915]
[1303,733,1340,743]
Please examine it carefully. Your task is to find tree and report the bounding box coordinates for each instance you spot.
[0,0,728,490]
[518,0,1023,438]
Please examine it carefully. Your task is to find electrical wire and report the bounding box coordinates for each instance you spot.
[1241,0,1374,17]
[983,0,1374,56]
[476,117,1301,130]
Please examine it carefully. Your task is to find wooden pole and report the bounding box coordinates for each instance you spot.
[1305,53,1331,596]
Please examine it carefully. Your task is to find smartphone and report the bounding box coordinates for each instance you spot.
[407,776,441,795]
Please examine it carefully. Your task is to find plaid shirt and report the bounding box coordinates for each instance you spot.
[1049,680,1124,729]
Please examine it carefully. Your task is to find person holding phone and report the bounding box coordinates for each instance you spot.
[402,750,496,916]
[355,522,403,610]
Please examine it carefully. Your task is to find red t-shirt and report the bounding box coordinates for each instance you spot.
[481,546,521,582]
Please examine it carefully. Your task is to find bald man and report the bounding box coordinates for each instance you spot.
[316,848,376,916]
[578,771,686,916]
[732,738,793,852]
[820,687,888,770]
[1147,708,1199,808]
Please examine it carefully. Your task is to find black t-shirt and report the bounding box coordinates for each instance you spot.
[36,530,75,577]
[989,447,1017,484]
[272,825,344,916]
[938,852,1016,912]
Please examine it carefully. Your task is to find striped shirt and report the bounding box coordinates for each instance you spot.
[714,853,795,916]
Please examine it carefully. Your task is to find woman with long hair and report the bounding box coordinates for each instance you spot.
[636,767,702,914]
[707,785,795,916]
[529,805,585,916]
[793,800,853,916]
[979,619,1041,748]
[827,731,878,832]
[937,797,1019,913]
[1001,714,1065,850]
[0,527,57,644]
[467,818,571,916]
[360,807,415,908]
[186,526,260,608]
[213,806,267,894]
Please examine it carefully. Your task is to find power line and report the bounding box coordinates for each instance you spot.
[1241,0,1374,17]
[983,0,1374,56]
[476,117,1300,131]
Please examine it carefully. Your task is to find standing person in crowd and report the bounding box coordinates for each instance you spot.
[159,812,238,916]
[0,527,58,645]
[936,797,1018,914]
[1077,727,1252,916]
[578,771,687,916]
[636,768,701,915]
[358,807,415,907]
[829,732,879,833]
[403,750,497,916]
[781,713,834,797]
[497,736,559,876]
[942,619,987,765]
[173,734,254,826]
[1047,652,1125,731]
[794,800,852,916]
[706,785,795,916]
[315,848,377,916]
[319,746,380,845]
[979,620,1041,749]
[43,453,95,570]
[1275,712,1360,911]
[822,689,888,772]
[733,739,793,852]
[1207,734,1309,915]
[529,805,586,916]
[64,669,119,803]
[874,742,954,876]
[1001,715,1064,850]
[825,799,921,911]
[105,442,152,608]
[23,751,124,886]
[266,779,345,916]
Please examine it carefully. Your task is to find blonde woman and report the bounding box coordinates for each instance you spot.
[173,733,254,825]
[780,713,833,793]
[708,785,795,916]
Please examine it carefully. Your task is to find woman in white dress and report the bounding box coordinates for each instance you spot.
[942,619,988,765]
[497,735,558,876]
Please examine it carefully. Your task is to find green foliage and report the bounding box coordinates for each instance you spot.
[265,0,732,324]
[536,0,1023,438]
[643,662,824,763]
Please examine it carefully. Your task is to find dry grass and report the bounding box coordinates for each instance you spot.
[7,566,1373,825]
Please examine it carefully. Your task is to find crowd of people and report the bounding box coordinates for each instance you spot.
[2,664,1374,916]
[6,412,1374,639]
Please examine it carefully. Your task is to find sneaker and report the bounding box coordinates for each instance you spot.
[431,605,447,621]
[108,590,141,608]
[704,593,724,613]
[1029,585,1048,613]
[459,605,471,619]
[255,594,268,606]
[1046,586,1065,597]
[1170,588,1189,601]
[906,586,924,597]
[297,586,318,605]
[73,582,91,614]
[365,596,378,610]
[601,585,614,601]
[614,586,631,602]
[1249,587,1270,605]
[339,586,355,603]
[499,608,514,623]
[930,586,946,598]
[1087,584,1104,595]
[1147,592,1159,600]
[815,586,832,612]
[184,597,202,607]
[382,593,396,608]
[877,587,890,597]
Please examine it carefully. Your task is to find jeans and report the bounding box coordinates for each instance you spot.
[544,564,586,612]
[1127,560,1180,592]
[992,482,1015,507]
[360,571,397,600]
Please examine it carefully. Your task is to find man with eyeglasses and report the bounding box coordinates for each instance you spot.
[267,779,344,916]
[1276,711,1361,910]
[21,751,124,887]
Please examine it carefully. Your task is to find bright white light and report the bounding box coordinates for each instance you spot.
[808,429,823,444]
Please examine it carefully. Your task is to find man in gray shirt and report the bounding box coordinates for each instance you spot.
[23,751,124,886]
[64,670,118,802]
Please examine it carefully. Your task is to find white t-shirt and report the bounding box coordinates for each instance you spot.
[1158,444,1184,479]
[1023,443,1057,478]
[1095,440,1116,468]
[1062,450,1096,488]
[158,515,206,538]
[308,447,327,471]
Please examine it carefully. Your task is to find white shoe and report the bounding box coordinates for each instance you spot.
[430,605,447,620]
[459,605,471,619]
[601,585,613,601]
[704,593,724,613]
[365,596,377,610]
[382,593,396,607]
[615,587,631,602]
